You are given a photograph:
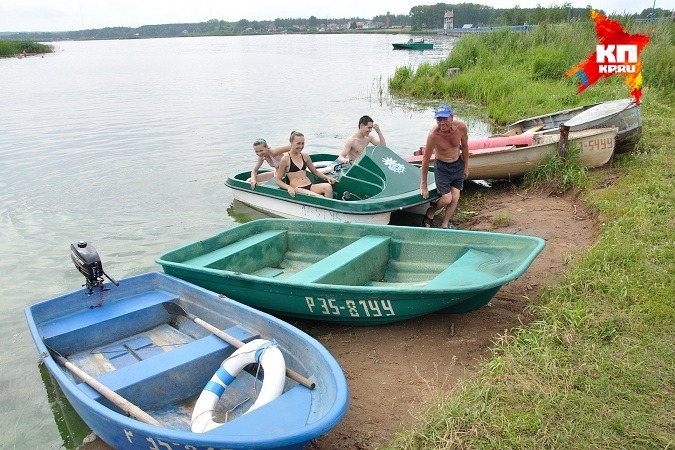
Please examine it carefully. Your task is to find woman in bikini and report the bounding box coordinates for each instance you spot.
[247,138,291,189]
[275,131,335,198]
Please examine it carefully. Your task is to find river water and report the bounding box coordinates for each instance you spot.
[0,34,494,448]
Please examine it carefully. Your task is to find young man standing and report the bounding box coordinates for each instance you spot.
[420,104,469,229]
[337,115,386,163]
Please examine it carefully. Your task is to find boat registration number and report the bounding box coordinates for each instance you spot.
[582,137,614,151]
[124,431,221,449]
[305,296,395,317]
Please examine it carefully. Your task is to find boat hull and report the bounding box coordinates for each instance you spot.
[507,103,599,134]
[231,185,392,224]
[407,128,617,180]
[392,42,433,50]
[562,98,642,153]
[508,98,641,152]
[157,219,546,325]
[26,272,348,449]
[470,127,616,179]
[226,146,436,224]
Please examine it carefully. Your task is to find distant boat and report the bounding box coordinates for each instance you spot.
[225,145,437,225]
[406,127,618,180]
[392,39,433,50]
[506,99,641,153]
[26,271,348,450]
[156,219,546,325]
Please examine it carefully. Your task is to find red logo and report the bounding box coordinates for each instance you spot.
[566,11,649,104]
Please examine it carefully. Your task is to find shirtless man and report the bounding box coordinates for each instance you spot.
[337,115,386,163]
[420,104,469,229]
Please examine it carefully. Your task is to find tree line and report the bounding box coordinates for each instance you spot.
[409,2,672,29]
[1,3,670,41]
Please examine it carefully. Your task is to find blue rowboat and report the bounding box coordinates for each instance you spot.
[156,219,546,325]
[26,272,348,449]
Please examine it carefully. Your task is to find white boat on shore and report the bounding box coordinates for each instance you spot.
[506,99,641,153]
[407,127,618,181]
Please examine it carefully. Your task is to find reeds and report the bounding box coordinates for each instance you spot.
[0,40,53,57]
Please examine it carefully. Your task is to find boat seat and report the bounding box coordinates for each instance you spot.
[76,325,259,409]
[523,125,545,134]
[499,128,520,137]
[182,230,287,268]
[425,249,499,289]
[286,235,390,285]
[206,384,311,436]
[41,291,177,355]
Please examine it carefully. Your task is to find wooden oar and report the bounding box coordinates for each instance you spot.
[45,346,163,427]
[162,302,316,390]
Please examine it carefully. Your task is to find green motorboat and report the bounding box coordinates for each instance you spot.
[392,39,433,50]
[225,145,437,225]
[157,219,545,325]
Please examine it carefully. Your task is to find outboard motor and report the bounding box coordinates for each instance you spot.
[70,241,119,294]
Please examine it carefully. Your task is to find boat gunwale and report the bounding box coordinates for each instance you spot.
[156,220,547,294]
[225,180,434,214]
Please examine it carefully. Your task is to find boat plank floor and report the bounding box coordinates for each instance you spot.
[76,325,258,409]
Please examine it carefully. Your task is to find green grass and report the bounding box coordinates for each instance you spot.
[0,40,53,57]
[386,20,675,450]
[524,144,590,192]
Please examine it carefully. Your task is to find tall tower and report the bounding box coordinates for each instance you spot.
[444,10,454,32]
[386,11,391,28]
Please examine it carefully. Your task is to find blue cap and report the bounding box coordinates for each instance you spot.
[434,104,452,118]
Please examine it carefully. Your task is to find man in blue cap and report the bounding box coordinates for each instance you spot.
[419,104,469,228]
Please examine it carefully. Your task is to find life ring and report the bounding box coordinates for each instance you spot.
[191,338,286,433]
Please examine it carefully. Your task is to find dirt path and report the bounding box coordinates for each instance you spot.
[82,184,598,450]
[303,184,599,449]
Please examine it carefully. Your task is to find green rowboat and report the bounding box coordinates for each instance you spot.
[392,40,433,50]
[156,219,545,325]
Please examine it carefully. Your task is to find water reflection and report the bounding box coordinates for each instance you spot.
[1,33,496,449]
[39,362,94,449]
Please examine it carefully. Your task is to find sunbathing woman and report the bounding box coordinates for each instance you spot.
[247,138,290,189]
[275,131,335,198]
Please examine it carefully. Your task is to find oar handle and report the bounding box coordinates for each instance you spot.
[48,351,163,427]
[192,315,316,390]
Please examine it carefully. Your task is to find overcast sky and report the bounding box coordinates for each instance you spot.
[0,0,663,32]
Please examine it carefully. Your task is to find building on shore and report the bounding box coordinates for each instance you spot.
[444,10,454,33]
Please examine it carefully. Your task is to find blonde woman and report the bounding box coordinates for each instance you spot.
[276,131,335,198]
[247,138,290,189]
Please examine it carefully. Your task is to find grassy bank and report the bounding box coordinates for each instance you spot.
[388,21,674,449]
[0,40,53,57]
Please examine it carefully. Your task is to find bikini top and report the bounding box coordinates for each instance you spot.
[268,154,281,169]
[288,155,307,173]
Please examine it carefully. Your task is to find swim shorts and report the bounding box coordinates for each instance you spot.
[434,157,465,195]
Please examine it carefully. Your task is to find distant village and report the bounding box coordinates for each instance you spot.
[2,4,669,42]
